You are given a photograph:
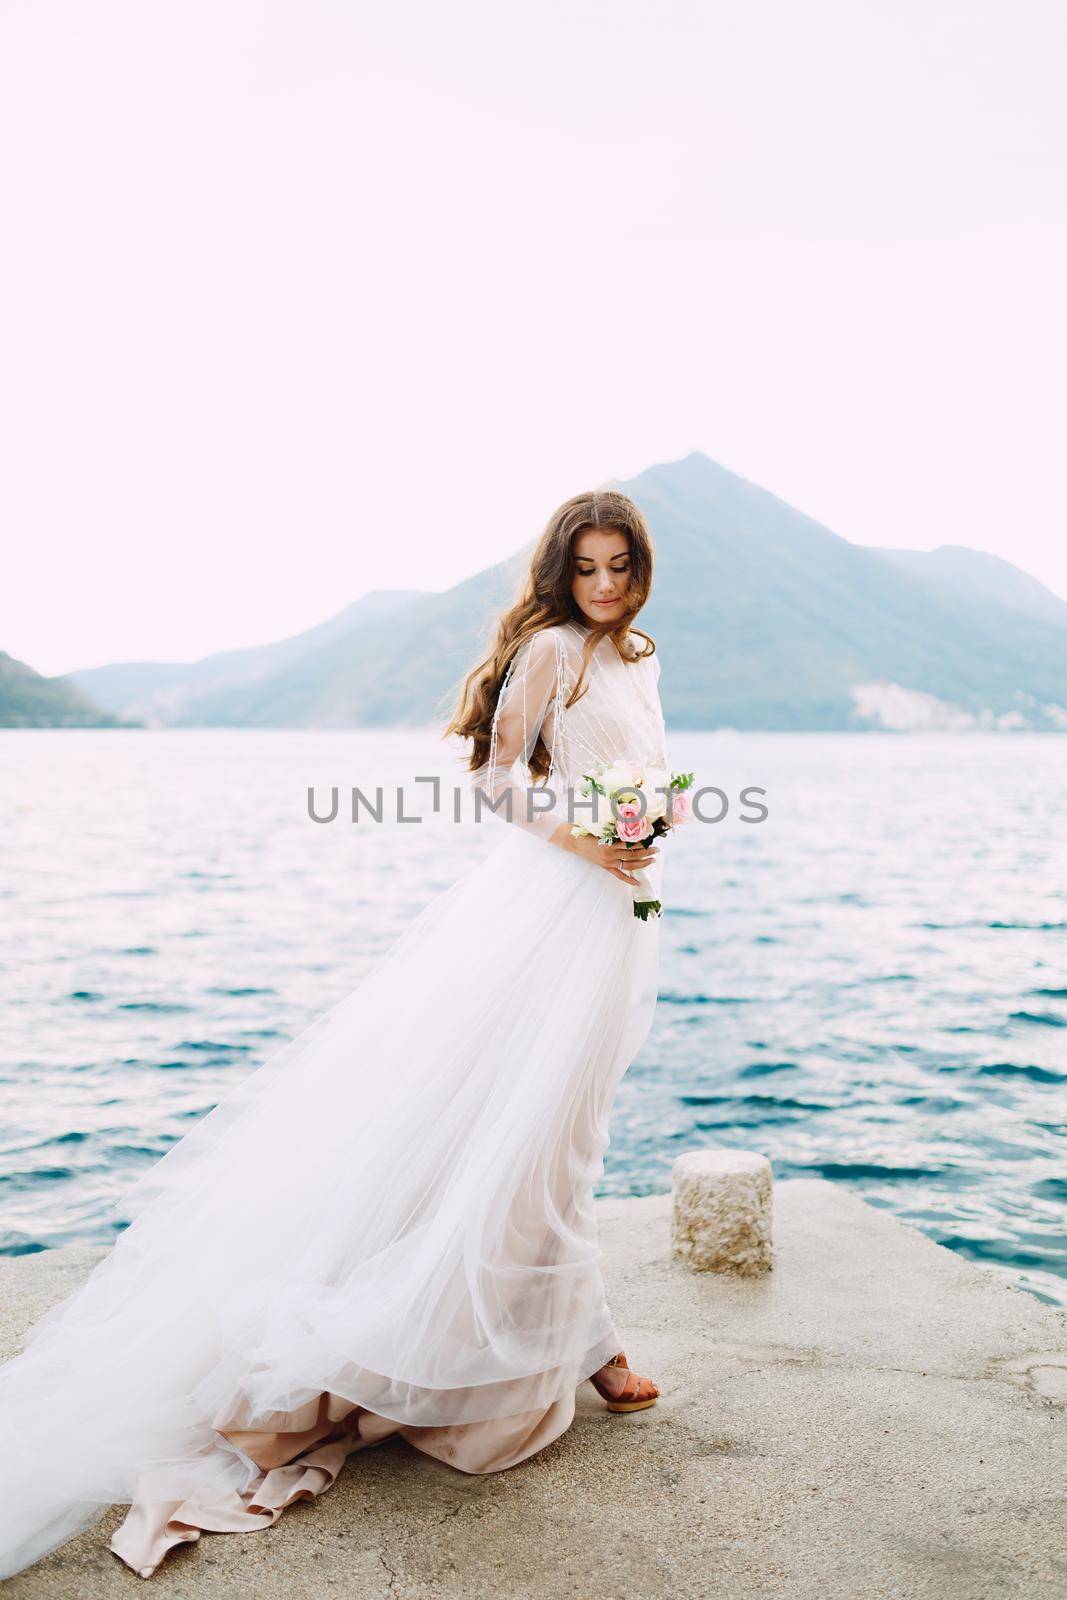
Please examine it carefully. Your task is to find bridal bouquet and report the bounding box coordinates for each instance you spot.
[570,762,694,920]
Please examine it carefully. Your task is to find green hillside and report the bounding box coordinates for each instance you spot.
[0,653,135,728]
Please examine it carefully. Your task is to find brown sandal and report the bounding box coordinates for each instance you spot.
[589,1351,660,1413]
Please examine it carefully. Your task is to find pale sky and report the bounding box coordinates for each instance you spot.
[2,0,1065,676]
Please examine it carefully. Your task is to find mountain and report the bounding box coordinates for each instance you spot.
[875,545,1067,629]
[0,652,135,728]
[605,453,1067,729]
[55,451,1067,732]
[67,589,424,726]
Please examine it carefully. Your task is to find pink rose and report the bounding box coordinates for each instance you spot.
[617,802,652,842]
[670,792,692,826]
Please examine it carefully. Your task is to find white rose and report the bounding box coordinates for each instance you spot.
[641,767,671,820]
[599,763,638,802]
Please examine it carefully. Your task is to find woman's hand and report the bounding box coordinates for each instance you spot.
[549,823,659,884]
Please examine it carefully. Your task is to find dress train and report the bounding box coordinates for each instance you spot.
[0,826,661,1578]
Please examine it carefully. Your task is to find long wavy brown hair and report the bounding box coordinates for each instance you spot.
[444,489,656,781]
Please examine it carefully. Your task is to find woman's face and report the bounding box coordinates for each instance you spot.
[570,528,632,626]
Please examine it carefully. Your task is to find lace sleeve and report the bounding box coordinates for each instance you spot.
[470,629,568,844]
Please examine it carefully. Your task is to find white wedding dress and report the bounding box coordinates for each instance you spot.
[0,618,669,1579]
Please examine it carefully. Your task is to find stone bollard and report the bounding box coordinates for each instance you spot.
[670,1149,774,1274]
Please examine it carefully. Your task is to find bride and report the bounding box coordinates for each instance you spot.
[0,488,670,1580]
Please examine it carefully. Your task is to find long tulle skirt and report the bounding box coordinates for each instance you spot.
[0,826,661,1578]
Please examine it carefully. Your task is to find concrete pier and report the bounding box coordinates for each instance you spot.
[1,1179,1064,1599]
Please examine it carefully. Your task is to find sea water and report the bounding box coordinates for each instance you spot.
[0,728,1063,1308]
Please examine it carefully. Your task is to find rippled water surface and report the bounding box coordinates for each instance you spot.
[1,729,1064,1308]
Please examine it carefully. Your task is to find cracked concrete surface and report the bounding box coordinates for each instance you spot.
[1,1178,1065,1599]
